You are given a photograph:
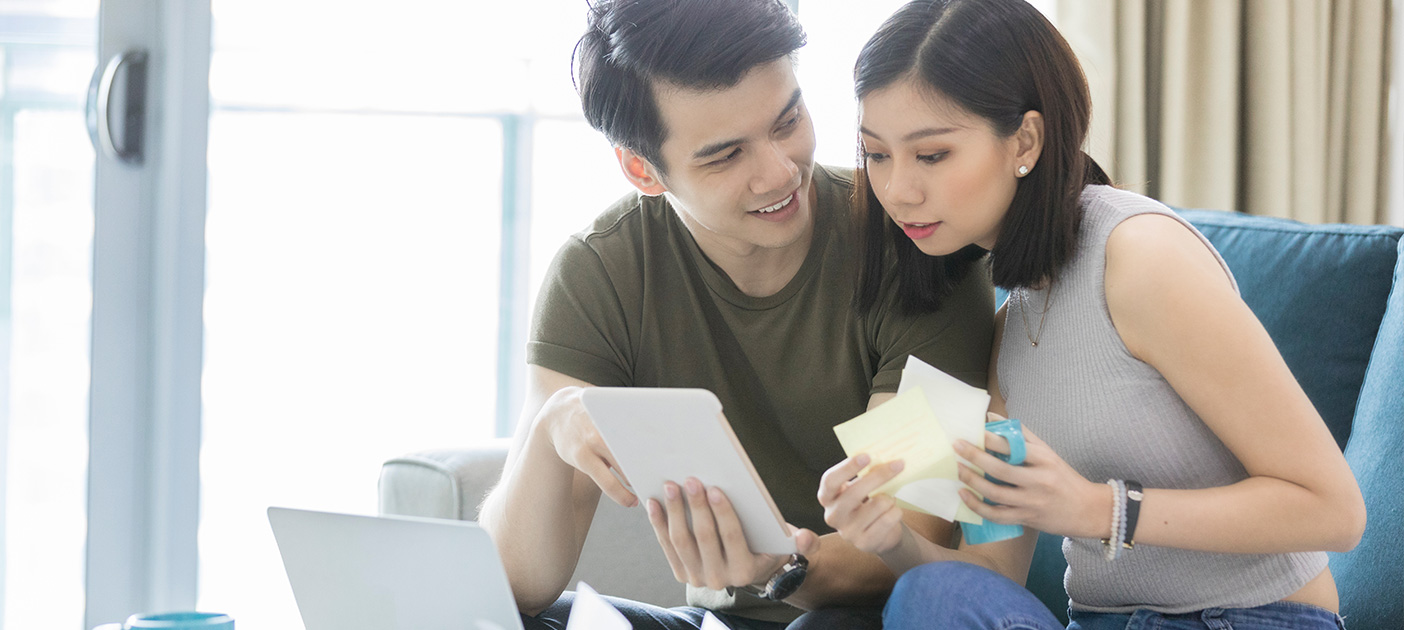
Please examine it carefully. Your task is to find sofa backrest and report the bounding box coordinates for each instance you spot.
[1024,210,1404,627]
[1181,210,1403,447]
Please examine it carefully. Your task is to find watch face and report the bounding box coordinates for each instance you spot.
[768,566,807,600]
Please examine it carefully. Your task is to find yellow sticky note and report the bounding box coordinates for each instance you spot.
[832,388,959,500]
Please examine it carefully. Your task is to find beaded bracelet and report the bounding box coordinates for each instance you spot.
[1101,479,1126,561]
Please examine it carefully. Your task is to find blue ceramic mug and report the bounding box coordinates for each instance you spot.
[94,612,234,630]
[959,418,1027,545]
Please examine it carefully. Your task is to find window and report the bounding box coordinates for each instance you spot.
[0,4,97,629]
[196,1,626,626]
[1,3,1060,628]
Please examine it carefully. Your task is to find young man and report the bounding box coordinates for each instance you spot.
[477,1,993,628]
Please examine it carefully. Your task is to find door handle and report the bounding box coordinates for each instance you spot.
[86,49,148,165]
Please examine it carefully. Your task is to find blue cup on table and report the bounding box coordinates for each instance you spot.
[93,612,234,630]
[959,418,1026,545]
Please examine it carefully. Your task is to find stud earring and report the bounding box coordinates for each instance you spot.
[1017,165,1030,176]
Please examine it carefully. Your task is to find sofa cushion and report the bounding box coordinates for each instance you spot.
[1328,237,1404,630]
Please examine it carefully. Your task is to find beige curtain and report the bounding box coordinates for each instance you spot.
[1057,0,1393,224]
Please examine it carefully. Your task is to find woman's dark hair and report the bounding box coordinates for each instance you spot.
[854,0,1112,312]
[573,0,806,175]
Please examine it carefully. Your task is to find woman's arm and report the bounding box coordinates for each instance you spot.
[1097,213,1366,554]
[817,303,1039,585]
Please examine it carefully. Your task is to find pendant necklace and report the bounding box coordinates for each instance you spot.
[1019,284,1053,347]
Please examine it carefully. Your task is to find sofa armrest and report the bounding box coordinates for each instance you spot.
[378,442,687,608]
[379,442,511,520]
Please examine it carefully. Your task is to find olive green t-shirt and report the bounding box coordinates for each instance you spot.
[527,164,992,617]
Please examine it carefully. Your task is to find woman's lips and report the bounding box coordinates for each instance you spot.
[900,221,940,240]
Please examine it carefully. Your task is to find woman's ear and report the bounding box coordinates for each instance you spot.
[1013,110,1045,176]
[615,147,668,196]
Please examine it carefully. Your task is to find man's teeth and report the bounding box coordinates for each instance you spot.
[756,194,792,213]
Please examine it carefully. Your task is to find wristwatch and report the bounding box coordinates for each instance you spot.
[741,553,808,601]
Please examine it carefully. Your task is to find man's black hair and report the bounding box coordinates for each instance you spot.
[573,0,806,174]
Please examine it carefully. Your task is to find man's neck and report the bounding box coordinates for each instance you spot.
[683,184,819,298]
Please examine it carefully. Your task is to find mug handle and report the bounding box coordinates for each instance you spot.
[985,418,1026,466]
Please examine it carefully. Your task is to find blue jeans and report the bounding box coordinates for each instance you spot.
[883,561,1346,630]
[520,591,883,630]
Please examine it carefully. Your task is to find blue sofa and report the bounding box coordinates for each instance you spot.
[1022,210,1404,628]
[381,209,1404,628]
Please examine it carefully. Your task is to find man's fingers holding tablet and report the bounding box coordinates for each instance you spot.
[645,499,688,583]
[582,457,637,507]
[706,488,748,552]
[683,479,728,589]
[706,487,774,588]
[597,443,631,489]
[663,482,704,585]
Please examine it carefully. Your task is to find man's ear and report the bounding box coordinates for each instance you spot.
[1014,110,1045,174]
[615,147,668,196]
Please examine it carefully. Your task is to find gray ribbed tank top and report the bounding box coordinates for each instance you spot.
[998,185,1327,614]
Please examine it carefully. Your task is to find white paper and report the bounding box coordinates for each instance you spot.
[566,582,631,630]
[701,612,730,630]
[893,478,968,522]
[896,356,992,523]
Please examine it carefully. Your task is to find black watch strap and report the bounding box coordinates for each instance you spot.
[1123,480,1143,549]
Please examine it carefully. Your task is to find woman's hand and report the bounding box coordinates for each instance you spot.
[817,454,909,554]
[955,425,1110,540]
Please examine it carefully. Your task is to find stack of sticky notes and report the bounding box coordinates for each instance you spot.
[832,356,991,524]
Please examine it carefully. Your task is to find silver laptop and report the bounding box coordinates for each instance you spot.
[268,507,525,630]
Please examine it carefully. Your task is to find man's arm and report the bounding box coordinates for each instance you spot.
[477,365,634,615]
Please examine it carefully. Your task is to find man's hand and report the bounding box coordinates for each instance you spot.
[533,385,637,507]
[644,478,820,593]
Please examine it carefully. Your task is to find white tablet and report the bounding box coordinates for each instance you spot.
[580,387,797,555]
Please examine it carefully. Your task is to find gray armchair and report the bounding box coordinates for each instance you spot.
[377,439,687,607]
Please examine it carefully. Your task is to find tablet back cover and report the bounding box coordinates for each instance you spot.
[581,387,796,555]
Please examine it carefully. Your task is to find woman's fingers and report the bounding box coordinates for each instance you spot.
[818,454,871,504]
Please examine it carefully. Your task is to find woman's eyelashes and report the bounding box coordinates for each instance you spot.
[861,149,949,164]
[917,151,949,164]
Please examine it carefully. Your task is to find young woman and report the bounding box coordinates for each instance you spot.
[816,1,1366,628]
